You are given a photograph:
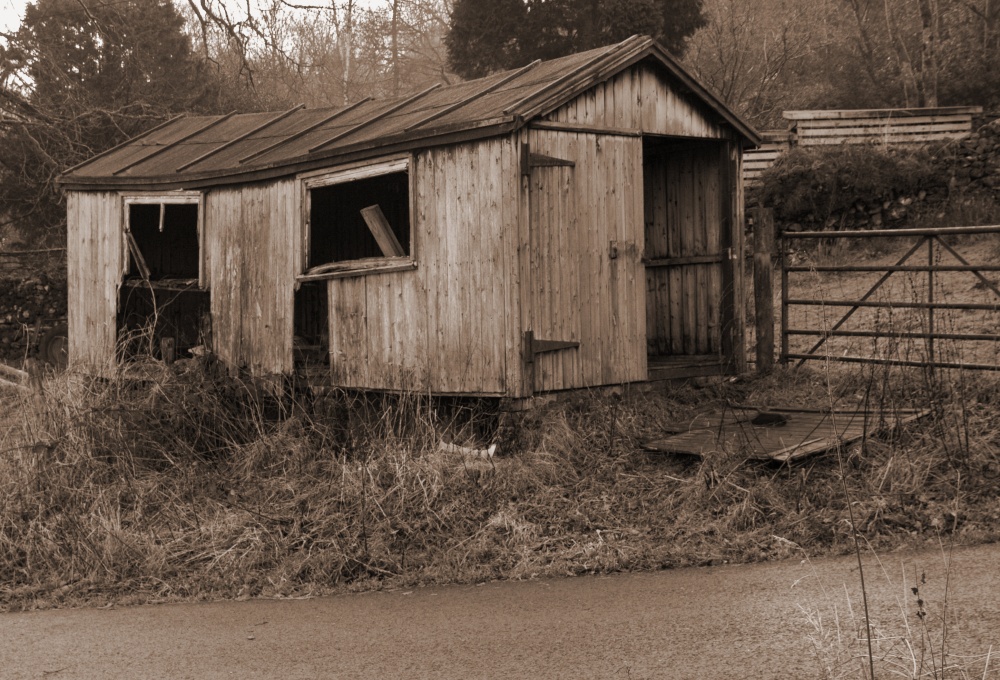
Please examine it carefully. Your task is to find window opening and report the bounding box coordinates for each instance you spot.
[308,169,411,269]
[126,203,200,280]
[119,198,208,361]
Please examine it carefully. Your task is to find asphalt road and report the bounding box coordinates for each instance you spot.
[2,543,999,679]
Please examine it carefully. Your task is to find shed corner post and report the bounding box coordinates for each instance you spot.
[721,138,747,375]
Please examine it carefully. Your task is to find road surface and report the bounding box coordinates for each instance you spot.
[3,543,999,679]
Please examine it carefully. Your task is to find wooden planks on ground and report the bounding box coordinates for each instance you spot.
[0,362,29,392]
[643,407,929,463]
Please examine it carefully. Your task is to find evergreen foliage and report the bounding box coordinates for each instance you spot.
[0,0,217,244]
[446,0,706,79]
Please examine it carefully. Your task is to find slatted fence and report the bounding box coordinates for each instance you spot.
[743,106,983,185]
[787,106,981,146]
[742,130,789,185]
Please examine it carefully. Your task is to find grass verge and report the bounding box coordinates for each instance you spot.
[2,357,1000,611]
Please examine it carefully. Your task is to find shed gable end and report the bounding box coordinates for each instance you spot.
[542,63,729,140]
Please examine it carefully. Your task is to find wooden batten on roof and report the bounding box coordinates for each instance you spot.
[57,36,760,191]
[308,84,442,153]
[238,99,372,165]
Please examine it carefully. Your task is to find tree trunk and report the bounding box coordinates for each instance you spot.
[917,0,940,106]
[881,0,921,106]
[337,0,355,105]
[391,0,401,97]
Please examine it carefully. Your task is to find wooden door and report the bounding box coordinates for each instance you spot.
[527,155,580,393]
[523,131,647,393]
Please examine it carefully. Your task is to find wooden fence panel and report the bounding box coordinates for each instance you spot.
[743,131,790,185]
[742,106,983,185]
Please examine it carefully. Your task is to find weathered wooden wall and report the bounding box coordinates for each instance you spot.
[542,63,728,139]
[524,129,646,392]
[65,59,748,393]
[326,137,522,395]
[205,180,298,375]
[67,191,122,372]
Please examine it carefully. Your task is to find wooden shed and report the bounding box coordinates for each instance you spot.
[59,35,760,398]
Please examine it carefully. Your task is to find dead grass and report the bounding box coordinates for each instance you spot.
[2,354,1000,612]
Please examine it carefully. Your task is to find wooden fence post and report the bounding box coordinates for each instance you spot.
[753,207,775,374]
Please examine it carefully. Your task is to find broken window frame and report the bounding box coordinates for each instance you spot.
[120,192,206,289]
[298,156,416,281]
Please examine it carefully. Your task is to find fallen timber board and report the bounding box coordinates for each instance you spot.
[0,362,29,392]
[643,407,929,463]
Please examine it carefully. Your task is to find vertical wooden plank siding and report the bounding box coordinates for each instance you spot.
[503,133,526,397]
[205,179,297,375]
[325,137,519,395]
[67,190,122,372]
[526,129,646,392]
[543,64,726,138]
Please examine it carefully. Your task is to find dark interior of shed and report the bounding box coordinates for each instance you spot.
[293,282,329,366]
[308,170,410,267]
[127,204,200,279]
[642,136,731,379]
[119,203,209,361]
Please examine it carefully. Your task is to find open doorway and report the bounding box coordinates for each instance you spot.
[643,137,729,378]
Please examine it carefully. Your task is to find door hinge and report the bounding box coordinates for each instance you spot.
[521,143,576,177]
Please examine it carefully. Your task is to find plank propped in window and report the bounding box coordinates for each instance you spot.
[360,204,406,257]
[125,231,152,280]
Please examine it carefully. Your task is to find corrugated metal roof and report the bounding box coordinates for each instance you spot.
[59,36,760,190]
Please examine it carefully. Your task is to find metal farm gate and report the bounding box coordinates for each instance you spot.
[779,225,1000,372]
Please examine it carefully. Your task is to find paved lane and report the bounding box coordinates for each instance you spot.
[3,543,999,679]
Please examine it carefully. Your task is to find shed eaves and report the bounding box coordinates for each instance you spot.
[59,36,760,190]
